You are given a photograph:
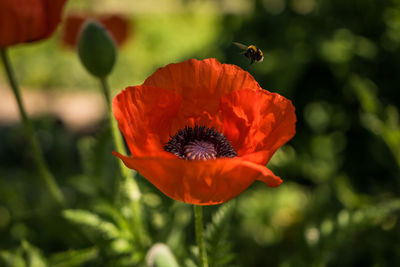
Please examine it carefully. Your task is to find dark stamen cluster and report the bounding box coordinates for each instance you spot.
[164,125,237,160]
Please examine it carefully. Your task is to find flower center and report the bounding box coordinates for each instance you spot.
[164,125,237,160]
[184,140,217,160]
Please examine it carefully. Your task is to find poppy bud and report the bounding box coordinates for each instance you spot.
[146,243,179,267]
[78,20,116,78]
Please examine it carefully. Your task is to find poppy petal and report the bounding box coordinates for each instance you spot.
[0,0,66,47]
[239,159,283,187]
[43,0,67,37]
[113,85,181,156]
[220,88,296,163]
[112,59,296,205]
[113,151,282,205]
[62,14,129,48]
[143,58,262,133]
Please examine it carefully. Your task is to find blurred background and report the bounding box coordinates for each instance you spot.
[1,0,400,266]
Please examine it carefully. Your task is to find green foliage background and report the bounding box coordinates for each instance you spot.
[1,0,400,266]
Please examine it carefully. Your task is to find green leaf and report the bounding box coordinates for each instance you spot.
[62,209,120,240]
[205,201,236,267]
[21,241,47,267]
[78,20,116,78]
[49,247,99,267]
[73,132,118,197]
[94,203,133,239]
[0,241,47,267]
[0,250,26,267]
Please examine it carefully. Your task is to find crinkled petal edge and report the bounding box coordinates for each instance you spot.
[113,151,282,205]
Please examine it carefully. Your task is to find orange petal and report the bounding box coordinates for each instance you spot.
[42,0,67,39]
[143,58,262,134]
[100,15,129,46]
[113,85,181,156]
[62,14,129,48]
[111,59,295,205]
[0,0,66,47]
[61,15,85,48]
[113,151,282,205]
[220,88,296,164]
[239,159,283,187]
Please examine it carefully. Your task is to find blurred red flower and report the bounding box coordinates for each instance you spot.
[0,0,67,47]
[113,58,296,205]
[61,14,129,48]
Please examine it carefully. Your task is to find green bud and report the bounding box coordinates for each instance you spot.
[78,20,116,78]
[146,243,179,267]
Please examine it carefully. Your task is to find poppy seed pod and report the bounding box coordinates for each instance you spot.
[77,20,116,78]
[113,58,296,205]
[0,0,67,47]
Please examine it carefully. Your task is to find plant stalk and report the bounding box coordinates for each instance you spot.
[194,205,209,267]
[99,77,148,248]
[0,48,64,206]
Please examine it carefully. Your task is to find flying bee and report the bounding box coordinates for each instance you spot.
[233,42,264,64]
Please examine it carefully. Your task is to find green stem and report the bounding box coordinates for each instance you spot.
[0,48,64,206]
[194,205,209,267]
[99,77,148,248]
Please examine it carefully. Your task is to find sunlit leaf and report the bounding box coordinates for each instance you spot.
[62,209,120,240]
[50,247,99,267]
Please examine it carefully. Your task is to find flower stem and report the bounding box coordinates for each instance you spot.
[0,48,64,206]
[194,205,209,267]
[99,77,148,248]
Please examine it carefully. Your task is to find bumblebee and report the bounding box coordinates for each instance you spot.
[233,42,264,64]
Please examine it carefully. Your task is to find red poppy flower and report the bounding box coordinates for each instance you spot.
[61,14,129,48]
[0,0,67,47]
[113,58,296,205]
